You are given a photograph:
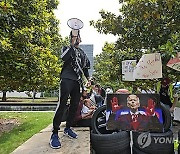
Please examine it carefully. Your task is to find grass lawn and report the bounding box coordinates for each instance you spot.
[0,112,54,154]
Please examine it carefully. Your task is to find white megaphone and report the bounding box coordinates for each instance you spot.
[67,18,84,37]
[67,18,84,30]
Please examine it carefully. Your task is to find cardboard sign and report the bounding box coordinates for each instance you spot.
[133,53,162,79]
[122,60,136,81]
[167,52,180,71]
[106,94,163,132]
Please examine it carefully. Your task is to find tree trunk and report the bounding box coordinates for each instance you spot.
[32,90,36,102]
[2,91,7,102]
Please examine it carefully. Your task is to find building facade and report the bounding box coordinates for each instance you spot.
[80,44,94,76]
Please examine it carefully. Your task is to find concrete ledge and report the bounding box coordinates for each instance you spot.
[0,103,57,111]
[12,123,90,154]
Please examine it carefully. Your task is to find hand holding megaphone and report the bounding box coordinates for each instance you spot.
[70,30,81,47]
[67,18,84,47]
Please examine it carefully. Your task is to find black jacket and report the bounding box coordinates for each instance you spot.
[60,46,90,82]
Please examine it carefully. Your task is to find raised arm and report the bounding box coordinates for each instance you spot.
[61,46,75,62]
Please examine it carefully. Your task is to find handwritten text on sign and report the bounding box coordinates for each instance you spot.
[122,60,136,81]
[133,53,162,79]
[167,52,180,72]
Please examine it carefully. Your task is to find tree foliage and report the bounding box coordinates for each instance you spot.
[91,0,180,92]
[0,0,64,94]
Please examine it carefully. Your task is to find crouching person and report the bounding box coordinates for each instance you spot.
[73,98,96,128]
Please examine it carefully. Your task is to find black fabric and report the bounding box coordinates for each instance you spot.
[53,79,81,131]
[70,47,90,84]
[100,88,106,99]
[94,95,104,104]
[60,47,78,81]
[60,46,90,83]
[159,86,172,107]
[60,65,78,81]
[61,104,70,122]
[75,119,92,128]
[52,45,90,133]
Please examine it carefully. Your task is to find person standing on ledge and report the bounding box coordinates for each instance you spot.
[49,21,90,149]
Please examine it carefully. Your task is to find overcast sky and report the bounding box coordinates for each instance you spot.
[54,0,120,56]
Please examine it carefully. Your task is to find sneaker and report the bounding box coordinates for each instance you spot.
[64,128,78,139]
[49,134,61,149]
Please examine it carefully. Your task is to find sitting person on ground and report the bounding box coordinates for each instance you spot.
[81,99,96,116]
[73,96,96,128]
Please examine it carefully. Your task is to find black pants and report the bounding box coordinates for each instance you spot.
[53,78,81,133]
[76,119,92,128]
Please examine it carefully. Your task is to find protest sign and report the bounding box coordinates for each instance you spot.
[106,94,163,132]
[167,52,180,71]
[133,53,162,79]
[122,60,136,81]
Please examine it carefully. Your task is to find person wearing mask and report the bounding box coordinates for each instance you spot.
[73,93,96,128]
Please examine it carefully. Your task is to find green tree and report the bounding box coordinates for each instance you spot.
[93,43,123,91]
[0,0,64,101]
[91,0,180,92]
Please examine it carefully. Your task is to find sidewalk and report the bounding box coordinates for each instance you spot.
[12,123,90,154]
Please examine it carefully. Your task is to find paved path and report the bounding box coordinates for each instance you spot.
[12,123,90,154]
